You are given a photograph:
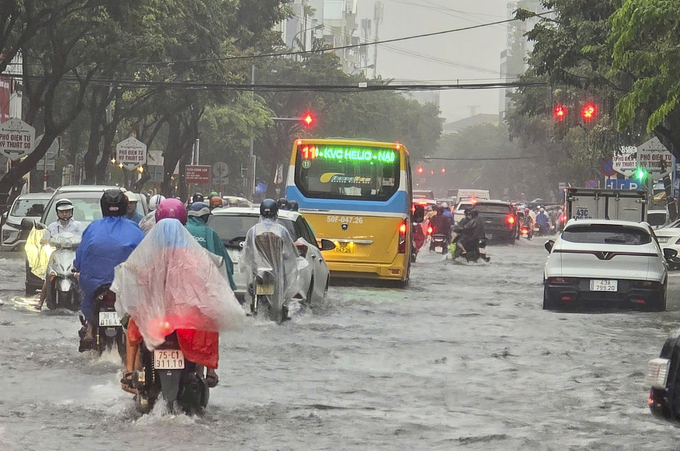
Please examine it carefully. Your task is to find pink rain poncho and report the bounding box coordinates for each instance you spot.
[111,219,244,350]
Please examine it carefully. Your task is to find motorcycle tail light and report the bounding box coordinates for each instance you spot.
[547,277,576,285]
[645,358,671,389]
[427,226,433,235]
[296,243,308,258]
[398,220,407,253]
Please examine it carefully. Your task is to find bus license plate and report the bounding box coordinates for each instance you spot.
[334,243,354,254]
[99,311,120,327]
[154,350,185,370]
[590,279,617,292]
[256,283,275,295]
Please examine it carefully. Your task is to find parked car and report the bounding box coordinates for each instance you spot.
[207,207,334,306]
[24,186,147,294]
[543,219,674,311]
[472,200,518,243]
[1,192,52,251]
[652,219,680,269]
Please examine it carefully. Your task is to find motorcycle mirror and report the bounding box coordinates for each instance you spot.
[663,248,677,261]
[20,217,36,230]
[544,240,555,253]
[319,238,336,251]
[412,204,425,224]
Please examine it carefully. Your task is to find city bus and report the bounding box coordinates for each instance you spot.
[285,138,413,284]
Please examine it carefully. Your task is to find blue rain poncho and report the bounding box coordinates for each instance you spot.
[74,216,144,323]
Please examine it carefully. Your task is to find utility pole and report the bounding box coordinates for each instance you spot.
[248,64,256,199]
[373,2,383,79]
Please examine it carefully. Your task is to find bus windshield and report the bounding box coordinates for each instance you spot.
[294,144,400,201]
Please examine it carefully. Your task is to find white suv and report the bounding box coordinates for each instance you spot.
[543,219,672,311]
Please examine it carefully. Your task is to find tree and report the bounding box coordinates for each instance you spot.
[609,0,680,155]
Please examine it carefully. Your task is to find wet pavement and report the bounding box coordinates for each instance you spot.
[1,239,679,450]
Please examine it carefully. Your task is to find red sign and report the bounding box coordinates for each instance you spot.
[185,165,210,184]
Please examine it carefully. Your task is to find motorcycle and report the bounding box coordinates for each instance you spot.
[450,235,490,263]
[44,232,81,311]
[429,234,449,255]
[251,267,288,323]
[132,331,209,414]
[646,331,680,423]
[81,284,126,361]
[411,222,426,263]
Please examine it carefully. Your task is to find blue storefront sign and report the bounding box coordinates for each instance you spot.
[605,179,642,190]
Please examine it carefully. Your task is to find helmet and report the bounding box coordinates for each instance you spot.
[470,209,479,218]
[55,198,73,211]
[155,198,187,225]
[56,198,73,221]
[148,194,166,211]
[125,192,140,203]
[288,200,299,211]
[540,207,545,213]
[101,189,128,217]
[436,205,445,214]
[209,191,218,198]
[260,198,279,219]
[442,202,449,208]
[277,198,289,210]
[188,201,211,218]
[192,192,204,203]
[524,207,530,213]
[209,196,223,209]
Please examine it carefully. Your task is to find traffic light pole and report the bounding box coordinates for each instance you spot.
[248,65,256,199]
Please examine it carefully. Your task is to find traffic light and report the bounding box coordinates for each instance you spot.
[581,102,597,121]
[634,166,648,181]
[416,166,424,175]
[553,104,567,120]
[301,111,315,129]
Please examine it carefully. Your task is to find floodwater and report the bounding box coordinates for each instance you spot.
[1,240,679,450]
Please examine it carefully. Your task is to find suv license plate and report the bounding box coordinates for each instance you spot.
[154,350,185,370]
[99,311,120,326]
[590,279,617,292]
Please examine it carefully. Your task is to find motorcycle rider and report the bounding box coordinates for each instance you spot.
[114,199,244,392]
[456,209,485,255]
[429,205,452,242]
[73,189,145,351]
[37,199,85,310]
[191,192,204,203]
[241,199,300,320]
[522,207,535,238]
[209,196,223,210]
[535,207,551,236]
[139,194,165,234]
[125,192,144,224]
[186,201,237,292]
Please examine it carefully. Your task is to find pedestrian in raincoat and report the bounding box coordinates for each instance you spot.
[73,189,144,351]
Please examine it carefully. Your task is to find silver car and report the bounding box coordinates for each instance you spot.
[207,207,333,306]
[2,192,53,251]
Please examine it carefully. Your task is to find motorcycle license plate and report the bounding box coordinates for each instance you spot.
[256,283,275,295]
[434,246,443,253]
[98,311,120,327]
[154,349,185,370]
[645,358,671,389]
[590,279,617,292]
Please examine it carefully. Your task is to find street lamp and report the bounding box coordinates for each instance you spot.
[292,23,324,57]
[350,64,375,76]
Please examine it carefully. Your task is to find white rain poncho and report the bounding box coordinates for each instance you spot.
[111,218,244,349]
[240,218,300,316]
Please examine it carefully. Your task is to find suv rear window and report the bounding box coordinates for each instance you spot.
[474,204,512,214]
[207,215,298,247]
[562,224,651,245]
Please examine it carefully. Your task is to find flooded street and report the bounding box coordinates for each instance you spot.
[1,240,679,450]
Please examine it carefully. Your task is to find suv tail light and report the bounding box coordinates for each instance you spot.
[547,277,576,285]
[398,220,407,254]
[506,214,515,226]
[296,243,308,258]
[635,280,661,288]
[674,238,680,245]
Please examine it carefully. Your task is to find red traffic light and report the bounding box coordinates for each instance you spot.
[301,111,315,128]
[581,103,597,121]
[416,166,424,175]
[553,104,567,120]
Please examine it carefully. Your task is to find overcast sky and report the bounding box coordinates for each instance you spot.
[356,0,510,123]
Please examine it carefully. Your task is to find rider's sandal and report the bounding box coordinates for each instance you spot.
[205,373,219,388]
[120,372,137,394]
